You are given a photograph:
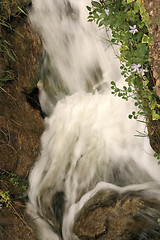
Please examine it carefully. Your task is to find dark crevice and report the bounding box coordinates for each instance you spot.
[23,87,46,118]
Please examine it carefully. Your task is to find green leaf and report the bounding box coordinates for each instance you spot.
[124,32,131,41]
[118,92,123,97]
[98,20,103,27]
[136,32,143,42]
[92,12,99,18]
[134,2,140,13]
[17,6,27,16]
[111,81,116,86]
[88,15,93,19]
[142,34,151,44]
[91,1,101,8]
[152,110,160,120]
[88,19,93,22]
[143,79,149,86]
[127,0,134,3]
[86,6,91,11]
[150,100,157,110]
[128,87,132,92]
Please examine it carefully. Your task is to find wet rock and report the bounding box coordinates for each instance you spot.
[73,189,160,240]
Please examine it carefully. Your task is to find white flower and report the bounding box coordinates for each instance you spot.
[131,64,147,76]
[138,68,148,76]
[129,25,138,35]
[105,8,109,16]
[131,64,141,72]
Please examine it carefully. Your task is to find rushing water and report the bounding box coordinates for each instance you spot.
[27,1,160,239]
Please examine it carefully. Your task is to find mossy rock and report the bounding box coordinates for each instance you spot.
[73,189,160,240]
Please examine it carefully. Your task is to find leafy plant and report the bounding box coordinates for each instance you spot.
[154,153,160,165]
[0,191,11,207]
[87,0,160,121]
[0,169,28,210]
[9,173,19,186]
[0,170,28,209]
[0,169,28,193]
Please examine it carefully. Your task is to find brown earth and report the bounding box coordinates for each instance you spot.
[0,9,43,240]
[0,0,30,20]
[0,1,160,240]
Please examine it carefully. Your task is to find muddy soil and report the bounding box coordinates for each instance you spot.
[0,1,160,240]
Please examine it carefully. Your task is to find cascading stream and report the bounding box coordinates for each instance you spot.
[27,1,160,239]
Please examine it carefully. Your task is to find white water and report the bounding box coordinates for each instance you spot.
[27,1,160,240]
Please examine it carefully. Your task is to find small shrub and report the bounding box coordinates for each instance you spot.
[87,0,160,121]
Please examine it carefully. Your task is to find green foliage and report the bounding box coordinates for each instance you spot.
[87,0,160,121]
[0,169,28,207]
[0,191,11,207]
[9,173,20,186]
[0,169,28,193]
[154,153,160,165]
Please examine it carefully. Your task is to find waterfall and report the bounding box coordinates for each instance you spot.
[27,1,160,239]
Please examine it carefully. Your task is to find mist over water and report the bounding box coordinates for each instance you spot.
[27,1,160,239]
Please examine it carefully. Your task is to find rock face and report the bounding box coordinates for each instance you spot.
[73,189,160,240]
[143,0,160,97]
[143,0,160,153]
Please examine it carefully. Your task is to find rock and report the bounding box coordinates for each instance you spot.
[73,189,160,240]
[143,0,160,154]
[143,0,160,98]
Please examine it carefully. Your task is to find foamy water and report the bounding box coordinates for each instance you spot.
[27,1,160,239]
